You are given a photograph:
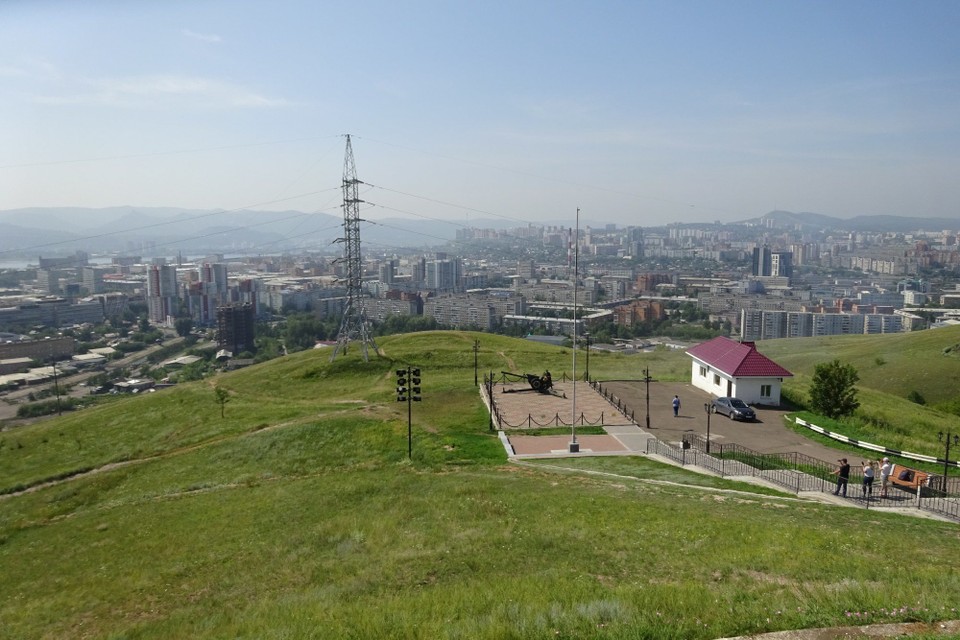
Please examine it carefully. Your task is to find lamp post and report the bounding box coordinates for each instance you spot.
[704,402,713,453]
[583,332,590,381]
[938,431,959,493]
[472,339,480,387]
[643,367,653,429]
[52,359,62,416]
[396,367,422,459]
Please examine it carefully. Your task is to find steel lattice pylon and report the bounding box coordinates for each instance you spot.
[331,134,379,361]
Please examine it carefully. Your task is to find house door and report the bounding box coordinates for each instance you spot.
[727,379,733,396]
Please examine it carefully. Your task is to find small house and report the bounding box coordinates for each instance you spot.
[686,336,792,405]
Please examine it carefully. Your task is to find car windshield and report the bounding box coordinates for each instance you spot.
[730,399,749,408]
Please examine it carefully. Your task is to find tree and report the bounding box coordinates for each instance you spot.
[283,313,327,352]
[809,359,860,419]
[174,316,194,337]
[214,386,230,418]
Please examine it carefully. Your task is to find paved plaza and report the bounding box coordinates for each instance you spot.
[496,378,853,462]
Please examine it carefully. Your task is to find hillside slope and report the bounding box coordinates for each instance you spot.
[1,331,959,639]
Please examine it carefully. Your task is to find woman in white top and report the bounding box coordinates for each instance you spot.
[879,457,892,497]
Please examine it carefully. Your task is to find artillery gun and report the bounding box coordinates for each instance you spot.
[500,370,560,395]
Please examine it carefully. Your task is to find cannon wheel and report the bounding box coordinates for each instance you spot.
[529,378,543,391]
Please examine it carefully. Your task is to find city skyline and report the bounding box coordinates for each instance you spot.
[2,1,959,228]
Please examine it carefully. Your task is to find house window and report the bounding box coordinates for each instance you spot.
[760,384,771,397]
[699,365,707,377]
[713,374,721,386]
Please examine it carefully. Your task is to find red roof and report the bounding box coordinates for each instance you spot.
[686,336,793,378]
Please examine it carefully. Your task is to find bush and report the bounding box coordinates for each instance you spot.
[809,359,860,419]
[16,398,84,418]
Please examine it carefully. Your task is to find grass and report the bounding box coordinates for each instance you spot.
[762,324,960,408]
[2,330,960,639]
[521,455,793,496]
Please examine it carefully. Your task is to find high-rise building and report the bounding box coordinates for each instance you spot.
[82,266,110,294]
[217,303,255,355]
[752,246,793,279]
[147,264,179,324]
[36,269,61,295]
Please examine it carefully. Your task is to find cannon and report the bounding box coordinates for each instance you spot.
[501,370,554,394]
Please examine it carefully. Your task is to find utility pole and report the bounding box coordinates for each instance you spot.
[331,134,379,361]
[473,339,480,387]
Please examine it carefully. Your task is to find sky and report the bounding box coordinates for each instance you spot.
[1,0,959,230]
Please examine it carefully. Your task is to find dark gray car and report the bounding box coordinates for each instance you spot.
[712,396,756,421]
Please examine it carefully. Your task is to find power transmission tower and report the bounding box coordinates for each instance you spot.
[331,134,379,361]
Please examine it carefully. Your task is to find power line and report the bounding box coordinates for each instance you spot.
[0,188,341,256]
[356,135,737,216]
[0,135,343,170]
[363,182,537,226]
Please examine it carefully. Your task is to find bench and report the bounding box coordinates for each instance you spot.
[889,465,930,491]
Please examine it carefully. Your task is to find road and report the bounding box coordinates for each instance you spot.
[0,337,186,425]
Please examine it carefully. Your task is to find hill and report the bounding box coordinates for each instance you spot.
[744,209,958,233]
[0,206,462,256]
[1,331,959,639]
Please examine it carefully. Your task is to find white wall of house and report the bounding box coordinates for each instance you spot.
[690,360,732,396]
[729,377,783,406]
[689,359,784,405]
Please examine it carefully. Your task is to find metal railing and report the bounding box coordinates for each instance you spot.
[591,380,638,424]
[646,434,960,522]
[483,373,604,429]
[496,412,605,429]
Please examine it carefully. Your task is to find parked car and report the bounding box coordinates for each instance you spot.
[712,396,756,421]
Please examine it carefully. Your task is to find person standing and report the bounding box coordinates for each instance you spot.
[832,458,850,497]
[861,460,875,497]
[879,457,892,498]
[672,395,681,417]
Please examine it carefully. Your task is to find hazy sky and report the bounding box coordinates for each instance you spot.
[2,0,959,228]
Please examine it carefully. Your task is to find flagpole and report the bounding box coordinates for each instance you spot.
[570,207,580,453]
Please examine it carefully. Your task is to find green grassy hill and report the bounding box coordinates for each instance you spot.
[1,330,959,639]
[760,323,960,407]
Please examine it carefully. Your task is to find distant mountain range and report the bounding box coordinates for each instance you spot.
[745,210,957,233]
[0,206,954,260]
[0,206,464,258]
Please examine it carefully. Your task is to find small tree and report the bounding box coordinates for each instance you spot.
[214,386,230,418]
[809,359,860,419]
[174,316,194,337]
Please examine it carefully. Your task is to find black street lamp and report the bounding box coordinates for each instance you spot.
[472,339,480,387]
[583,332,590,381]
[51,359,62,417]
[704,402,713,453]
[642,367,653,429]
[938,431,959,493]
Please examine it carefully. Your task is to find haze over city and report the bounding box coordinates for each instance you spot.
[2,0,959,229]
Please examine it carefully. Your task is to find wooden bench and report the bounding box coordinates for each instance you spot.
[889,465,929,491]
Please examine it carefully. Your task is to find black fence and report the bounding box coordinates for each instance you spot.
[591,380,639,424]
[490,371,589,385]
[482,372,604,429]
[649,434,960,523]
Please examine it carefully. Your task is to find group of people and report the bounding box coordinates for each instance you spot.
[831,457,894,498]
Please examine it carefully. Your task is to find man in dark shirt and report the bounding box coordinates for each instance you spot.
[832,458,850,497]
